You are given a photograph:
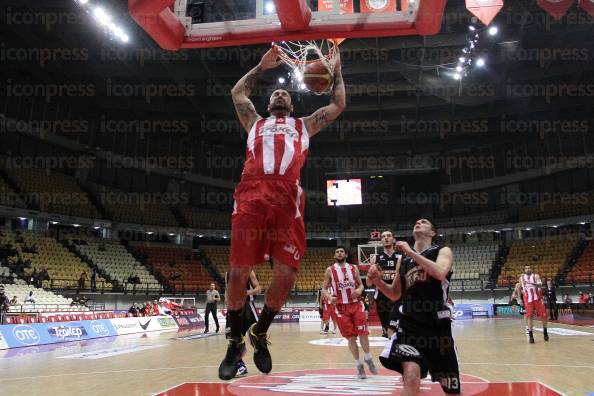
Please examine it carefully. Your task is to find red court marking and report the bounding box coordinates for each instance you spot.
[155,368,563,395]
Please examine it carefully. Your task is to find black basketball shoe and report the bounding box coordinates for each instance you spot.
[248,323,272,374]
[543,328,549,341]
[218,336,246,380]
[528,331,535,344]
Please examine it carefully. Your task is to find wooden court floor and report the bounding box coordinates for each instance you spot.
[0,318,592,395]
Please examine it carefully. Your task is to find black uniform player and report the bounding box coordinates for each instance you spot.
[225,270,261,376]
[371,231,401,338]
[368,219,460,395]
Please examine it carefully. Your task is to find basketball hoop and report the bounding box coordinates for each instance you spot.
[274,38,343,94]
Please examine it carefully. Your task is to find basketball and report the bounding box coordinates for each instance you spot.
[303,60,333,94]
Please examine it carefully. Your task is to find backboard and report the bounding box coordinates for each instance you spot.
[129,0,447,51]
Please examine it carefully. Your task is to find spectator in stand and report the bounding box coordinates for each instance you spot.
[90,267,97,291]
[28,268,38,286]
[38,268,49,288]
[24,291,35,304]
[78,271,87,291]
[133,274,141,285]
[0,285,10,323]
[152,300,160,315]
[579,292,589,304]
[10,295,17,305]
[128,302,141,317]
[142,301,153,316]
[589,293,594,304]
[563,294,572,305]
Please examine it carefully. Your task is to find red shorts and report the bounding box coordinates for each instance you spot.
[230,179,306,270]
[322,303,336,322]
[526,298,547,320]
[335,302,368,338]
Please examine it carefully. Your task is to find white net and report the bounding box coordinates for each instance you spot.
[274,39,341,95]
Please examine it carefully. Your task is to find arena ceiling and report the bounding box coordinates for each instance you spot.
[0,0,593,157]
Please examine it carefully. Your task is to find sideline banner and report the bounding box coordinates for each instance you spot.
[453,304,493,320]
[109,316,179,335]
[0,319,117,349]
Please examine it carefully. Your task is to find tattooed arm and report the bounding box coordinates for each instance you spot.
[231,47,282,133]
[302,51,346,137]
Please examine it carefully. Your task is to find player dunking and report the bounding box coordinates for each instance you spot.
[371,230,401,338]
[224,269,261,376]
[367,219,460,395]
[322,247,378,379]
[218,47,346,380]
[519,265,549,344]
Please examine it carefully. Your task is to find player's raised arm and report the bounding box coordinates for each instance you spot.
[302,51,346,137]
[231,47,282,132]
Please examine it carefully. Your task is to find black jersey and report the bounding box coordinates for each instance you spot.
[398,244,453,326]
[225,272,256,303]
[374,251,400,300]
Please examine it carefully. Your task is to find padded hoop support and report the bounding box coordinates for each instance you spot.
[130,0,447,50]
[273,0,312,32]
[129,0,185,51]
[416,0,447,36]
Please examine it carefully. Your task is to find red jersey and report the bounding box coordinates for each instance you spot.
[330,263,359,305]
[241,116,310,183]
[520,274,542,303]
[322,286,334,305]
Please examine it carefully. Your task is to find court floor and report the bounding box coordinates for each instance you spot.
[0,319,592,395]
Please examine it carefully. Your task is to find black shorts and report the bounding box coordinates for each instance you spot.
[375,294,396,330]
[380,317,460,394]
[225,301,258,338]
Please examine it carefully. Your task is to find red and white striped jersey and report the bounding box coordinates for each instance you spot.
[330,263,360,305]
[323,286,334,305]
[520,274,543,303]
[241,116,310,183]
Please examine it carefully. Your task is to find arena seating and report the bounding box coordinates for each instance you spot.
[449,242,499,290]
[0,175,26,208]
[2,230,112,290]
[0,162,101,219]
[497,237,578,287]
[90,183,178,227]
[201,245,230,280]
[133,243,214,292]
[179,206,231,229]
[519,194,594,221]
[70,239,163,292]
[3,284,75,311]
[296,248,335,291]
[565,240,594,284]
[202,246,337,292]
[436,211,508,228]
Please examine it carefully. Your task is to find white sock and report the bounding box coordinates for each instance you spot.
[356,357,363,365]
[364,352,372,361]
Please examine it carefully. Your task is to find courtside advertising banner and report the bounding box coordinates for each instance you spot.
[0,319,117,349]
[452,304,493,320]
[300,310,322,322]
[109,316,179,335]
